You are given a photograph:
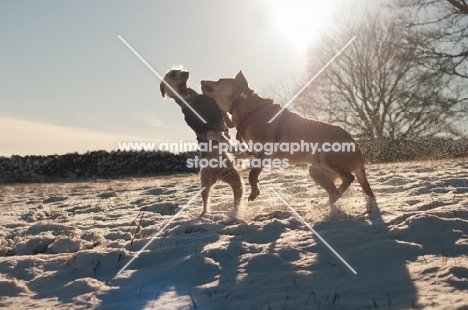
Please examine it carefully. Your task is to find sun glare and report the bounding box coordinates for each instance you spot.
[263,0,336,54]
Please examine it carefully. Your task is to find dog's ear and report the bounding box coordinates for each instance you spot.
[181,71,190,83]
[235,70,248,88]
[160,82,167,98]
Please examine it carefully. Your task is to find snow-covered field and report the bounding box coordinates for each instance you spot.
[1,158,467,309]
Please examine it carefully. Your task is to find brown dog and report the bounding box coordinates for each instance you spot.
[160,69,243,216]
[201,71,374,211]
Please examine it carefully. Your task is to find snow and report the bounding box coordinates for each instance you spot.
[0,158,467,309]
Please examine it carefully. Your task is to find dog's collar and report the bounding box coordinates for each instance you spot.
[229,90,252,114]
[235,100,273,142]
[175,97,186,109]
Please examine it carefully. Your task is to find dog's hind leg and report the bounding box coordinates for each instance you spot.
[200,168,217,217]
[355,163,374,198]
[220,168,243,211]
[308,166,340,205]
[336,171,355,196]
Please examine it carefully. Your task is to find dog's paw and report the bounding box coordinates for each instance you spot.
[328,204,342,220]
[248,189,260,201]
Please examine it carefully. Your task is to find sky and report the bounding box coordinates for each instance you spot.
[0,0,382,156]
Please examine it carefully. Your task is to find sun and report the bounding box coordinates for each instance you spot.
[263,0,336,54]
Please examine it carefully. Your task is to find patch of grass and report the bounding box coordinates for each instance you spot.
[92,238,100,247]
[332,288,339,304]
[66,253,77,266]
[92,259,100,277]
[305,291,317,306]
[189,290,198,309]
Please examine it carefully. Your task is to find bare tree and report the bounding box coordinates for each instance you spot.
[288,12,466,140]
[392,0,468,78]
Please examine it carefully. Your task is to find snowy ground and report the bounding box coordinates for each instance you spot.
[0,158,467,309]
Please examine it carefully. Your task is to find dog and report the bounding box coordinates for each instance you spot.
[201,71,374,211]
[160,68,243,216]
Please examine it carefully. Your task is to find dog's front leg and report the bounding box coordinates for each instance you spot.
[200,167,216,217]
[247,153,270,201]
[206,130,231,144]
[248,167,262,201]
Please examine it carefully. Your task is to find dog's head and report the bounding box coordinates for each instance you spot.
[201,71,250,113]
[160,69,190,100]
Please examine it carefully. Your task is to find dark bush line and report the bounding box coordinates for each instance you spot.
[0,138,467,184]
[0,150,198,184]
[359,138,468,163]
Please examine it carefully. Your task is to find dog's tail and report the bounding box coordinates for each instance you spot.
[355,163,374,197]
